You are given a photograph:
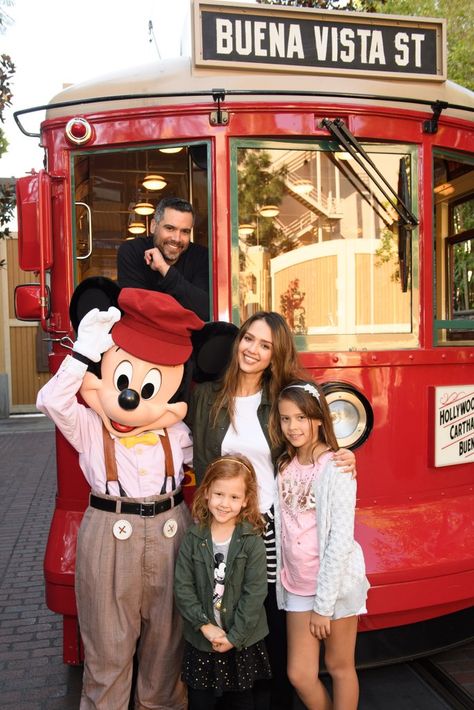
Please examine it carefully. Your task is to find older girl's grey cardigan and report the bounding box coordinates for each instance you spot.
[274,453,370,619]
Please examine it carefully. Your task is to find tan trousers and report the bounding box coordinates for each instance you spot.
[75,493,191,710]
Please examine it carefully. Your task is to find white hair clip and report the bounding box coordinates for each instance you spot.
[282,383,320,400]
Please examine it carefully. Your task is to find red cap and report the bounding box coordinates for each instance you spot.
[112,289,204,365]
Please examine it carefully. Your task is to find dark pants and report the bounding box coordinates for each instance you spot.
[253,583,294,710]
[189,687,254,710]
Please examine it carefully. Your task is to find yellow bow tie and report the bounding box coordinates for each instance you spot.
[119,432,160,448]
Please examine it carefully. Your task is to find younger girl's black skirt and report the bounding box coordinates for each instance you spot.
[182,640,272,694]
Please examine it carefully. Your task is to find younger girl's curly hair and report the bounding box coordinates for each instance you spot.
[192,454,265,534]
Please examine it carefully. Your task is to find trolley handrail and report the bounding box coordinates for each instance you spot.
[13,89,473,138]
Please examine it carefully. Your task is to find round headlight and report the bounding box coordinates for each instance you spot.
[322,383,373,449]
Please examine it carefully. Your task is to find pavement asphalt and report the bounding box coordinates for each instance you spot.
[0,414,83,709]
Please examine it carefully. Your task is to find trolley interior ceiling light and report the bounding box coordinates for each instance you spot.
[238,223,255,236]
[159,147,184,154]
[127,221,146,235]
[134,201,155,215]
[142,174,167,190]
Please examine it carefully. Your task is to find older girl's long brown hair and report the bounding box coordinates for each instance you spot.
[269,380,340,473]
[210,311,303,427]
[192,454,265,533]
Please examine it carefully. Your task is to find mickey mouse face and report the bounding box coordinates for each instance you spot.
[80,346,186,437]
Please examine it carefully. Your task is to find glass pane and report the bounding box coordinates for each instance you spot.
[235,145,417,352]
[433,153,474,345]
[451,238,474,316]
[72,145,209,282]
[453,197,474,235]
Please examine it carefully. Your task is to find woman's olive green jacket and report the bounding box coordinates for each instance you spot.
[174,521,269,652]
[186,380,273,486]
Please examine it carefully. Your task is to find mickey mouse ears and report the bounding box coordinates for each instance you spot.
[69,277,121,334]
[191,321,239,383]
[69,277,239,382]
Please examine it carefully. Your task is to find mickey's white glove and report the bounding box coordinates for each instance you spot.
[73,307,121,363]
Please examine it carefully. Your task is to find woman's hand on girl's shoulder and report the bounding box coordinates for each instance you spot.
[309,612,331,640]
[333,447,357,478]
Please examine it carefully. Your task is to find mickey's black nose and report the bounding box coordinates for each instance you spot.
[118,389,140,410]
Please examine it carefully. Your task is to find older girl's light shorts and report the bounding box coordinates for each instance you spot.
[283,590,367,616]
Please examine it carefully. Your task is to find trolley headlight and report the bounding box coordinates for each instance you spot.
[322,383,373,450]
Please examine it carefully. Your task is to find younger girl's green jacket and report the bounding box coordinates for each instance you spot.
[174,521,269,652]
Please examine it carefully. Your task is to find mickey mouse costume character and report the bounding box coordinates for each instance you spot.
[37,280,204,710]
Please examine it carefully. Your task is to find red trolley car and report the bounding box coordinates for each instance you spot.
[14,1,474,665]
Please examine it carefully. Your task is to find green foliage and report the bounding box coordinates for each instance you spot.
[0,53,14,120]
[370,0,473,90]
[256,0,474,89]
[0,50,15,244]
[256,0,376,9]
[0,181,15,239]
[238,149,291,255]
[375,226,400,282]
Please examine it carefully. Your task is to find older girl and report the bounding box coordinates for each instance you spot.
[271,381,369,710]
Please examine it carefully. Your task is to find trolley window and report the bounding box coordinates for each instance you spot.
[433,152,474,345]
[72,142,211,289]
[232,141,418,352]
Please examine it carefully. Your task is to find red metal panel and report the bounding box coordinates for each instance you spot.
[16,171,53,272]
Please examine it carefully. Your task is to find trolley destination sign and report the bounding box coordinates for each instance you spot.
[432,386,474,467]
[194,1,446,80]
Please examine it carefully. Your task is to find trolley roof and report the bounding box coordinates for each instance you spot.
[42,55,473,125]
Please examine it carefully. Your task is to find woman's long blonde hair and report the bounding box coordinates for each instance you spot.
[192,454,265,533]
[210,311,302,427]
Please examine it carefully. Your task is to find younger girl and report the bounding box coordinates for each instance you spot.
[174,455,271,710]
[270,381,369,710]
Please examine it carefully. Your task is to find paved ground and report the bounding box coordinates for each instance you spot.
[0,415,82,709]
[0,414,472,709]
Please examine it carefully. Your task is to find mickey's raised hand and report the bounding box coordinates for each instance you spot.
[73,307,121,363]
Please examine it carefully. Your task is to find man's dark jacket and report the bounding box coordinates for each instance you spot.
[117,236,209,320]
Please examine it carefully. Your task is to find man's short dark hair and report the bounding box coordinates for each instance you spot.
[154,197,194,224]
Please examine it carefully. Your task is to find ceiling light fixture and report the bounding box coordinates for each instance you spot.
[134,201,155,215]
[142,174,167,190]
[238,223,255,237]
[128,221,146,235]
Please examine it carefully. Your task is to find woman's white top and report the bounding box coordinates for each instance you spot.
[222,390,275,514]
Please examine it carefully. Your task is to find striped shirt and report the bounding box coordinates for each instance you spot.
[263,508,277,584]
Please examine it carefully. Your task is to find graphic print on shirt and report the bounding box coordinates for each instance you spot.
[280,469,317,519]
[213,552,226,615]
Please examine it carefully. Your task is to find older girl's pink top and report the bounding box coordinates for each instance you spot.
[279,457,320,596]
